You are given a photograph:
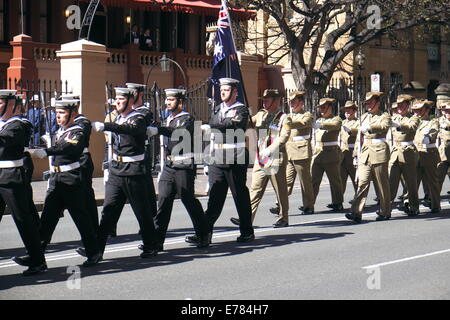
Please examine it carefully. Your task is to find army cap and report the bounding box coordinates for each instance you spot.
[0,89,17,99]
[317,97,336,107]
[391,102,399,109]
[165,88,186,99]
[114,87,136,98]
[411,99,434,109]
[343,101,357,109]
[55,99,79,110]
[126,83,146,92]
[365,91,384,102]
[396,94,414,104]
[262,89,283,98]
[289,90,306,101]
[219,78,240,87]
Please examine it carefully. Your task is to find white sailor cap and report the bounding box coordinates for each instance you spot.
[0,89,17,99]
[165,88,186,99]
[114,87,136,97]
[126,83,146,92]
[54,99,79,110]
[219,78,240,87]
[60,93,80,100]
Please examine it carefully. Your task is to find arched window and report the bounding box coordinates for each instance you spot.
[90,4,107,45]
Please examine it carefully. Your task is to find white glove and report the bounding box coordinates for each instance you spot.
[422,127,431,135]
[93,122,105,132]
[441,122,448,129]
[146,126,158,137]
[259,148,271,158]
[342,126,351,133]
[41,134,51,146]
[29,148,47,159]
[391,121,400,128]
[360,124,371,134]
[312,121,321,129]
[203,165,209,175]
[422,136,431,144]
[201,124,211,131]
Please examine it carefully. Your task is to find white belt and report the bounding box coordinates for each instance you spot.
[112,153,145,163]
[169,153,194,161]
[214,142,246,150]
[370,138,386,144]
[0,159,24,168]
[50,161,80,173]
[321,141,339,147]
[292,135,311,141]
[399,141,414,146]
[347,144,355,148]
[422,143,436,149]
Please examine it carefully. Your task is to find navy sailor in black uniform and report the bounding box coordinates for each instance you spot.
[25,99,102,268]
[147,88,210,249]
[0,89,47,275]
[185,78,254,244]
[91,87,159,258]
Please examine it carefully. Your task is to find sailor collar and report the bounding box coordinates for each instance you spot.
[0,116,23,131]
[56,124,82,139]
[166,110,189,124]
[116,110,141,124]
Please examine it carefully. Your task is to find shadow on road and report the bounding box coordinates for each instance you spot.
[0,230,352,291]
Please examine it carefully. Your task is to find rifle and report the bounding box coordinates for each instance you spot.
[40,91,53,180]
[355,100,363,184]
[155,86,165,180]
[103,84,113,184]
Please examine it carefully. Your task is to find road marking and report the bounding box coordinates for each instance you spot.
[362,248,450,270]
[1,202,449,270]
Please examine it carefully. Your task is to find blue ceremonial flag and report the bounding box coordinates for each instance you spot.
[208,0,245,103]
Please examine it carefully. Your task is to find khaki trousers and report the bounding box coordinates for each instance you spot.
[389,160,419,211]
[287,159,315,209]
[351,162,391,217]
[417,152,441,210]
[437,160,450,194]
[250,159,289,223]
[312,158,343,205]
[341,149,357,194]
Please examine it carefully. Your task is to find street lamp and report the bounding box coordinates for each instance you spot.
[355,49,366,104]
[145,53,187,90]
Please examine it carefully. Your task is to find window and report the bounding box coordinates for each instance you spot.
[40,0,48,43]
[0,0,4,42]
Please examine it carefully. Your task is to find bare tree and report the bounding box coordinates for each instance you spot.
[229,0,450,94]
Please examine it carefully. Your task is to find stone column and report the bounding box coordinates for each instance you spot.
[125,43,144,84]
[56,39,110,177]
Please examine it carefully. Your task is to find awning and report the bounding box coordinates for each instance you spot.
[80,0,256,20]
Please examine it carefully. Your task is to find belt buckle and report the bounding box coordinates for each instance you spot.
[216,143,223,149]
[53,165,61,173]
[116,155,123,162]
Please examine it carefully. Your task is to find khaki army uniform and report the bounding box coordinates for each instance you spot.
[437,114,450,192]
[351,111,392,218]
[388,113,420,214]
[285,110,315,211]
[311,115,343,206]
[415,116,441,211]
[250,109,292,224]
[340,118,359,194]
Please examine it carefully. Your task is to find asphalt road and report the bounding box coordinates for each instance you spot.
[1,180,450,301]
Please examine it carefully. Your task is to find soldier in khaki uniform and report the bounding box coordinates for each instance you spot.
[346,91,392,223]
[340,101,359,196]
[388,94,420,216]
[437,102,450,194]
[413,99,441,213]
[311,98,344,211]
[285,90,315,214]
[230,89,292,228]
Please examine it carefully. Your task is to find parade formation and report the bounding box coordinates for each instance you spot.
[1,77,450,277]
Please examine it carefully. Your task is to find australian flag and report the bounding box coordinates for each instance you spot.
[208,0,245,103]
